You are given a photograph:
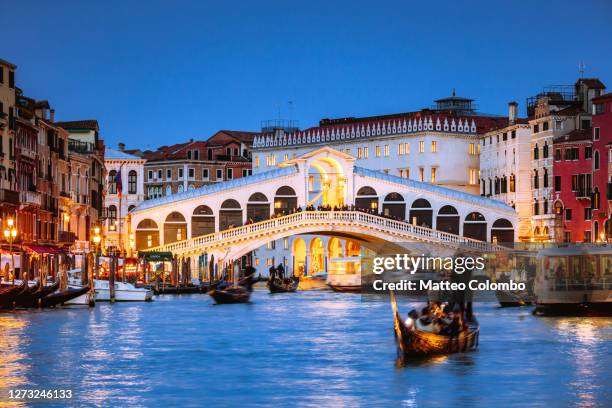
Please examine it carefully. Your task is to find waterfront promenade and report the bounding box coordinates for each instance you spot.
[1,290,610,407]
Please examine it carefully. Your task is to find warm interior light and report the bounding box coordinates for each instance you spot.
[7,218,14,227]
[93,235,101,244]
[3,230,9,238]
[11,229,17,238]
[94,226,101,235]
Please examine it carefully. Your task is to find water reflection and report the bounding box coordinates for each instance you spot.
[0,315,29,408]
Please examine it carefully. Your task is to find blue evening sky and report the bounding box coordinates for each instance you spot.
[2,0,611,150]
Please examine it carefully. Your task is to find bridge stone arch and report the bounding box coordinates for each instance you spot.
[491,218,515,245]
[382,192,406,220]
[192,205,215,238]
[247,192,270,222]
[355,186,378,211]
[409,198,433,228]
[219,199,242,230]
[463,211,487,241]
[274,186,297,215]
[135,218,159,250]
[164,212,187,244]
[436,205,460,235]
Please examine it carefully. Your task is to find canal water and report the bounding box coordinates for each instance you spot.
[0,290,610,407]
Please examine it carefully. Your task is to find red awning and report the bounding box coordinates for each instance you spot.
[24,245,66,255]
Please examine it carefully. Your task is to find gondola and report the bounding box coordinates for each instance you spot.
[390,291,479,357]
[0,281,29,308]
[39,284,91,308]
[496,289,533,307]
[328,283,361,293]
[267,276,300,293]
[208,286,251,304]
[17,281,61,308]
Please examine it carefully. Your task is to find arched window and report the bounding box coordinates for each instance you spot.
[533,144,539,160]
[128,205,136,212]
[543,168,549,188]
[543,198,548,214]
[509,174,516,192]
[534,199,539,215]
[107,205,117,221]
[108,170,117,194]
[594,150,600,170]
[543,142,549,158]
[166,185,172,196]
[533,169,539,189]
[128,170,137,194]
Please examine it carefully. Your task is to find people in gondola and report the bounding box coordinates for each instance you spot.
[409,303,467,336]
[277,263,285,280]
[269,266,276,281]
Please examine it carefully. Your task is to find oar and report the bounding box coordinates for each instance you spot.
[389,290,405,353]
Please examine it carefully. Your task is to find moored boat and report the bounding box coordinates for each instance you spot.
[534,245,612,316]
[16,281,61,308]
[209,286,251,304]
[40,285,91,308]
[496,289,533,307]
[328,283,361,293]
[0,281,29,309]
[390,291,479,357]
[267,277,299,293]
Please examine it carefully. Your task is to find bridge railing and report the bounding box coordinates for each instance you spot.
[148,211,501,254]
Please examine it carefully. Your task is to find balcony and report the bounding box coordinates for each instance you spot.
[20,190,42,206]
[0,188,19,205]
[58,230,76,243]
[575,189,592,200]
[68,140,95,154]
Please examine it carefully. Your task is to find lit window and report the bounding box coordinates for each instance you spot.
[405,168,410,179]
[469,143,475,155]
[398,144,405,155]
[419,141,425,153]
[357,147,363,159]
[431,141,437,153]
[399,169,403,177]
[384,144,389,157]
[405,143,410,154]
[255,258,260,266]
[284,153,289,161]
[431,167,437,183]
[254,156,259,168]
[283,238,289,249]
[375,145,381,157]
[363,146,368,158]
[469,169,478,185]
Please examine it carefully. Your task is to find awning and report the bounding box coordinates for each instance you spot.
[24,245,66,255]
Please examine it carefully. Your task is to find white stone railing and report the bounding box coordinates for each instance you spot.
[147,211,504,255]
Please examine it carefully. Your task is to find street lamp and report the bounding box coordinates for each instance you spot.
[92,226,102,255]
[4,217,18,283]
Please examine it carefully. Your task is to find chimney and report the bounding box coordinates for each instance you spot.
[508,101,517,125]
[118,142,125,151]
[50,109,55,122]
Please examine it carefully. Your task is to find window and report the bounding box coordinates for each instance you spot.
[242,169,250,177]
[469,169,478,185]
[584,230,592,243]
[543,199,548,214]
[594,150,600,170]
[107,205,117,221]
[267,240,276,250]
[509,174,515,192]
[375,145,381,157]
[178,168,183,179]
[128,170,137,194]
[148,170,153,180]
[158,170,162,179]
[0,67,3,84]
[357,147,362,159]
[555,120,563,130]
[533,124,539,133]
[565,208,572,221]
[581,119,590,130]
[283,238,289,250]
[254,156,259,168]
[511,130,516,139]
[431,141,437,153]
[188,168,195,178]
[543,169,549,188]
[533,145,539,160]
[266,155,276,166]
[194,150,199,160]
[398,144,405,155]
[555,149,562,161]
[216,169,223,181]
[554,175,561,192]
[203,168,209,179]
[469,143,476,155]
[108,170,117,194]
[584,208,592,220]
[431,167,437,183]
[594,127,600,141]
[167,169,172,179]
[8,71,14,88]
[502,133,507,141]
[585,146,592,159]
[419,167,424,182]
[405,143,410,154]
[187,150,192,159]
[533,170,539,189]
[543,121,549,131]
[384,144,389,157]
[419,141,425,153]
[227,168,233,179]
[363,146,368,158]
[534,199,539,215]
[284,153,289,161]
[543,143,548,158]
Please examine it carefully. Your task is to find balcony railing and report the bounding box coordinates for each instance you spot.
[20,190,42,206]
[68,140,95,154]
[575,189,592,199]
[58,230,76,243]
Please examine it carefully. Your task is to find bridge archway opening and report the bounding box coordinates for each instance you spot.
[292,238,306,276]
[247,192,270,222]
[383,192,406,220]
[192,205,215,237]
[355,186,378,212]
[328,237,343,258]
[346,240,361,256]
[409,198,432,228]
[135,219,159,250]
[219,199,243,230]
[274,186,297,216]
[491,218,514,246]
[309,237,325,275]
[164,212,187,244]
[436,205,460,235]
[463,212,487,241]
[306,156,346,208]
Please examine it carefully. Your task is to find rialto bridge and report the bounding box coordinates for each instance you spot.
[129,147,517,268]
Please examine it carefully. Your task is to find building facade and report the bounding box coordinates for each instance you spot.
[104,147,146,255]
[0,59,18,227]
[592,92,612,240]
[480,102,533,241]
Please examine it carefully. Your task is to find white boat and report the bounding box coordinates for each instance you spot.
[67,269,153,303]
[534,245,612,316]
